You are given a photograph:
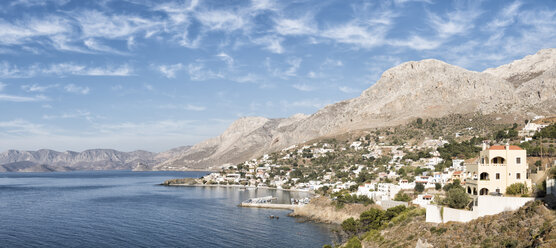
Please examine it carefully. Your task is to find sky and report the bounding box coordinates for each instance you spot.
[1,0,556,152]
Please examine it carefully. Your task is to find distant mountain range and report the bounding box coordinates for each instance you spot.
[0,146,190,172]
[154,48,556,171]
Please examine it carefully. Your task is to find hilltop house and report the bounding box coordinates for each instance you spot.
[464,144,531,196]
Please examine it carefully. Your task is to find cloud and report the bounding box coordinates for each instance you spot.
[285,57,302,76]
[216,53,234,67]
[21,83,59,92]
[280,99,333,109]
[485,1,522,30]
[42,110,93,121]
[322,58,343,67]
[0,94,48,102]
[157,63,184,78]
[187,62,222,81]
[0,82,49,102]
[427,2,483,38]
[338,86,359,94]
[158,104,206,111]
[0,119,49,135]
[195,10,247,32]
[274,16,316,36]
[292,83,315,92]
[83,38,129,55]
[321,22,387,49]
[253,35,284,54]
[251,0,277,11]
[74,10,162,40]
[391,35,442,50]
[64,84,90,95]
[0,15,72,46]
[43,63,133,76]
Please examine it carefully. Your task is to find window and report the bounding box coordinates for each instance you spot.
[496,173,500,180]
[516,173,521,179]
[516,157,521,164]
[481,158,484,164]
[496,188,500,193]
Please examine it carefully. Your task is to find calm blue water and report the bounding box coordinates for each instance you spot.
[0,171,338,248]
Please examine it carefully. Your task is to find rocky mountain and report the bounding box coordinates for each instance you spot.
[154,49,556,171]
[0,146,191,172]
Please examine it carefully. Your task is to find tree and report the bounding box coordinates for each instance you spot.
[444,188,470,209]
[550,167,556,179]
[435,183,442,190]
[394,191,411,202]
[416,118,423,125]
[384,205,407,221]
[414,182,425,193]
[443,179,463,191]
[341,217,359,236]
[506,183,528,195]
[359,208,384,231]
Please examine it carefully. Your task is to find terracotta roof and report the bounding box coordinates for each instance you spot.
[488,145,523,150]
[453,171,462,175]
[423,195,433,199]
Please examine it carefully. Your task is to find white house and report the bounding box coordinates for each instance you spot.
[413,194,434,207]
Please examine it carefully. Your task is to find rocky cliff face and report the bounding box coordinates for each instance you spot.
[0,146,191,172]
[155,49,556,171]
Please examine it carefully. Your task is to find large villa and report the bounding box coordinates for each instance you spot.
[465,144,531,196]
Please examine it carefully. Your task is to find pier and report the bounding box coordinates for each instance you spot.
[239,196,297,210]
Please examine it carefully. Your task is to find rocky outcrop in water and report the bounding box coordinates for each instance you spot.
[155,49,556,171]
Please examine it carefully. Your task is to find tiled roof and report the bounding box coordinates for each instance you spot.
[488,145,523,150]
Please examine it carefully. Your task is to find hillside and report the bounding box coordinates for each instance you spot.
[0,146,191,172]
[155,49,556,171]
[354,200,555,248]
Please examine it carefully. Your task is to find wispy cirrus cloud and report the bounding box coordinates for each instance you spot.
[21,83,59,92]
[158,103,206,111]
[0,82,49,102]
[157,63,184,78]
[64,84,90,95]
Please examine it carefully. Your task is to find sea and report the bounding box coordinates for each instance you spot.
[0,171,339,248]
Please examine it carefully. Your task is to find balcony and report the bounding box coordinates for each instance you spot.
[479,163,506,166]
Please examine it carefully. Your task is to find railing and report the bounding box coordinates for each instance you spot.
[479,163,507,166]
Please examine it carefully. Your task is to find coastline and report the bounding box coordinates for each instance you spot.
[164,183,316,194]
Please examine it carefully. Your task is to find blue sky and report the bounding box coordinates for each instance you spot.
[1,0,555,152]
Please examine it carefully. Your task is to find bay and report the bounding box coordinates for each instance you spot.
[0,171,338,248]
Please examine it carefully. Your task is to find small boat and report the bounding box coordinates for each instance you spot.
[276,216,279,220]
[270,215,275,219]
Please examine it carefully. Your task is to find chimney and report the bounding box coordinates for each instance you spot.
[505,143,510,150]
[482,142,487,151]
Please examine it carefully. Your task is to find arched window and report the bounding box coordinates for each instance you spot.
[480,172,489,180]
[473,188,478,195]
[479,188,489,195]
[491,156,505,164]
[467,186,471,194]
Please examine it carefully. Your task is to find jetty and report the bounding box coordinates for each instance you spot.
[239,196,297,210]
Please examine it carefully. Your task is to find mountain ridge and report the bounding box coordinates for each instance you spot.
[154,49,556,171]
[0,146,191,172]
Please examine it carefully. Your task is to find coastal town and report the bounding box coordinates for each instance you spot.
[175,116,556,223]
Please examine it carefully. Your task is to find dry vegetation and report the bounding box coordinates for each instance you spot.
[360,200,556,248]
[289,196,377,224]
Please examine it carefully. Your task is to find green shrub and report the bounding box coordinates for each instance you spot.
[341,217,360,236]
[359,208,384,231]
[394,191,411,202]
[344,236,362,248]
[443,188,470,209]
[506,183,528,195]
